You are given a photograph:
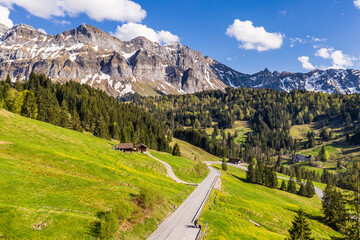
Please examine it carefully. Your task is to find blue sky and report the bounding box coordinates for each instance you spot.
[1,0,360,73]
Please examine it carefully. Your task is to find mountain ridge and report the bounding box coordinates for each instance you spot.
[0,23,359,96]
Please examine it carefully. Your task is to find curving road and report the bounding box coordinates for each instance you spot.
[147,152,198,185]
[147,165,220,240]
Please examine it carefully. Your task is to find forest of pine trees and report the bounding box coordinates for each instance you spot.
[0,73,170,152]
[133,87,360,162]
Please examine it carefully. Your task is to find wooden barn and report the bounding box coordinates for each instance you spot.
[291,154,311,163]
[136,143,147,153]
[228,158,242,165]
[117,143,134,153]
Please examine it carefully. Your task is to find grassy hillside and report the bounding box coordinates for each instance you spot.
[169,138,220,162]
[150,150,209,183]
[201,166,340,240]
[0,109,194,239]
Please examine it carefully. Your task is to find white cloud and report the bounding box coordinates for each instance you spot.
[290,37,305,48]
[112,22,179,44]
[37,28,47,34]
[226,19,283,52]
[0,5,13,28]
[315,47,356,69]
[298,56,316,70]
[354,0,360,9]
[312,37,326,42]
[278,10,287,16]
[157,30,180,44]
[315,47,333,59]
[0,0,146,22]
[53,19,71,26]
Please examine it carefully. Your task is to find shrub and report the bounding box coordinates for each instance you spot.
[113,199,134,221]
[137,187,163,210]
[99,211,118,239]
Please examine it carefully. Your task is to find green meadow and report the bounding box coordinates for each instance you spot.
[201,166,340,240]
[169,138,220,162]
[150,150,209,183]
[0,109,195,239]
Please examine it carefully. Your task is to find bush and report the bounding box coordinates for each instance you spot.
[99,211,118,239]
[137,187,163,210]
[194,162,208,175]
[113,199,134,221]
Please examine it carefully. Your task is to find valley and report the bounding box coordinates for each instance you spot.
[1,2,360,238]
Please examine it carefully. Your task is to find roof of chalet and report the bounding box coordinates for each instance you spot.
[118,143,134,149]
[135,143,147,148]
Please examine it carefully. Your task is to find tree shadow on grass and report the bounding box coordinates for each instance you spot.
[284,207,324,224]
[228,173,247,183]
[86,211,105,238]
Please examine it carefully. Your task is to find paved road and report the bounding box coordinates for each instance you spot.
[147,152,198,185]
[147,166,220,240]
[208,162,324,199]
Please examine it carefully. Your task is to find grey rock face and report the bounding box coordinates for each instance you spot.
[0,24,226,97]
[1,23,359,96]
[208,57,360,94]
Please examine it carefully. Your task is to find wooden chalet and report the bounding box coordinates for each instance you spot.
[136,143,147,153]
[117,143,134,153]
[228,158,242,165]
[291,154,311,163]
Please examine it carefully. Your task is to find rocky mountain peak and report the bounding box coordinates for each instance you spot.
[0,23,359,96]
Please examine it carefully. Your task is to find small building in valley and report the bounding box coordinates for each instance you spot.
[117,143,134,153]
[291,154,311,163]
[136,143,147,153]
[228,158,242,165]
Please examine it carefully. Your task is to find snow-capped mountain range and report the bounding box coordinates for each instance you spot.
[0,23,360,96]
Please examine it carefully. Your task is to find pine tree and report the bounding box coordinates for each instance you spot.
[246,161,255,183]
[318,145,329,162]
[343,159,360,238]
[280,180,287,191]
[172,143,181,156]
[120,128,128,143]
[337,159,341,169]
[20,90,38,119]
[287,176,297,193]
[322,184,348,233]
[305,180,315,198]
[275,154,282,171]
[222,158,228,171]
[298,183,307,197]
[14,77,23,91]
[286,208,314,240]
[5,74,11,84]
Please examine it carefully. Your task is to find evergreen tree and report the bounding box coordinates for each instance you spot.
[14,77,23,91]
[286,208,314,240]
[343,159,360,239]
[5,74,11,84]
[287,176,297,193]
[337,159,342,169]
[322,184,348,233]
[222,158,228,171]
[120,128,128,143]
[280,180,287,191]
[172,143,181,156]
[298,183,307,197]
[318,145,329,162]
[275,154,282,171]
[305,180,315,198]
[21,90,38,119]
[246,161,256,183]
[268,168,278,188]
